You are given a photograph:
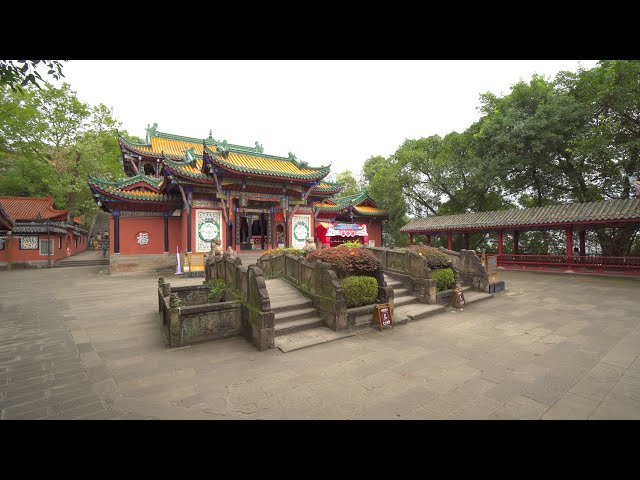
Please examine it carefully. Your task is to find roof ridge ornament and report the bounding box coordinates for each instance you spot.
[146,123,158,140]
[255,141,264,153]
[184,147,196,163]
[208,129,213,139]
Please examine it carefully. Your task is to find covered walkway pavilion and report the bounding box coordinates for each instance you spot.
[400,198,640,276]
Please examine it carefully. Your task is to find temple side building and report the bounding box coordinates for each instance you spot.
[88,125,387,272]
[0,196,88,269]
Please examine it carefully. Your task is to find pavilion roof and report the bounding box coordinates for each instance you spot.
[401,198,640,233]
[0,196,67,222]
[316,190,388,218]
[88,173,179,203]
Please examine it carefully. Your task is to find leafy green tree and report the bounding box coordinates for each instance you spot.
[332,170,361,198]
[0,82,124,226]
[361,155,409,247]
[0,60,65,93]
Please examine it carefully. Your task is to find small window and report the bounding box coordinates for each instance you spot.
[20,236,39,250]
[40,239,54,256]
[59,236,62,249]
[0,236,6,250]
[75,237,78,248]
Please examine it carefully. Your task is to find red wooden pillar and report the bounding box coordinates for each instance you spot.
[463,232,470,250]
[409,233,413,246]
[579,230,586,257]
[513,231,519,255]
[426,235,431,246]
[566,227,573,266]
[498,230,503,256]
[447,231,453,250]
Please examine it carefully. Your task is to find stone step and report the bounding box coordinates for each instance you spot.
[395,303,446,322]
[394,294,418,308]
[461,290,494,305]
[386,281,403,289]
[55,261,109,267]
[274,327,354,352]
[271,299,313,314]
[393,287,410,297]
[274,317,325,337]
[353,311,409,330]
[275,307,319,323]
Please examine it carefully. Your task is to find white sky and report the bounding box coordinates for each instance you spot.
[56,60,599,178]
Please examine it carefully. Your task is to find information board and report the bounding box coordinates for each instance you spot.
[372,303,394,330]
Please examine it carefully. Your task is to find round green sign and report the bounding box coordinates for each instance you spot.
[293,220,309,242]
[198,220,220,242]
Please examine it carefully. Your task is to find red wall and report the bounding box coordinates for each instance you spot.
[115,216,182,255]
[365,220,383,247]
[182,209,189,253]
[168,218,182,255]
[117,217,163,255]
[0,231,87,263]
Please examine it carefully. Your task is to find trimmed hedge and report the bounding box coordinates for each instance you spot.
[336,241,364,248]
[342,276,378,307]
[431,268,455,292]
[409,245,451,269]
[306,246,381,278]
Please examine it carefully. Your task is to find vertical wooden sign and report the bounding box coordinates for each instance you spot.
[372,303,394,330]
[449,287,465,308]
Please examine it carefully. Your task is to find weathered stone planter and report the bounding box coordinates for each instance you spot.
[158,281,245,348]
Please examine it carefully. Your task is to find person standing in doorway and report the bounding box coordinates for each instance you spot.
[101,237,108,258]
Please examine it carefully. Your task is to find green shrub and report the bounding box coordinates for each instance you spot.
[306,246,381,278]
[342,276,378,307]
[431,268,455,292]
[409,245,451,269]
[336,241,364,248]
[260,247,305,258]
[206,279,227,303]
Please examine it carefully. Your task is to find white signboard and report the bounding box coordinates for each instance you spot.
[291,214,311,249]
[196,209,222,252]
[326,223,368,237]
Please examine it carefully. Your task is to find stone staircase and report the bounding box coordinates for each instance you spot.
[265,278,324,337]
[265,278,355,353]
[55,257,109,268]
[384,273,494,324]
[54,250,109,268]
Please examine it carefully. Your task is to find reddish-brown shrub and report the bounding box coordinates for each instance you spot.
[409,245,451,269]
[306,246,381,278]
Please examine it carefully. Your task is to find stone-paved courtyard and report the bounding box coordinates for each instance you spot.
[1,264,639,420]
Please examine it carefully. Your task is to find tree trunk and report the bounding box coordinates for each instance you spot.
[595,226,638,256]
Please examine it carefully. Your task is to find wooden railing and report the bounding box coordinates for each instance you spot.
[498,254,640,269]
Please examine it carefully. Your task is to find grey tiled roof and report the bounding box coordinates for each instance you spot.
[400,198,640,233]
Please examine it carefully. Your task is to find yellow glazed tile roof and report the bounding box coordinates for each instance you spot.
[355,206,385,213]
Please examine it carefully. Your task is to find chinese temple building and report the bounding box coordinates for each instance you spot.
[0,196,88,270]
[315,190,387,247]
[88,124,388,273]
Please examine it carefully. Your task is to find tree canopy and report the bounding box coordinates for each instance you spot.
[0,82,125,227]
[357,60,640,253]
[0,60,66,93]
